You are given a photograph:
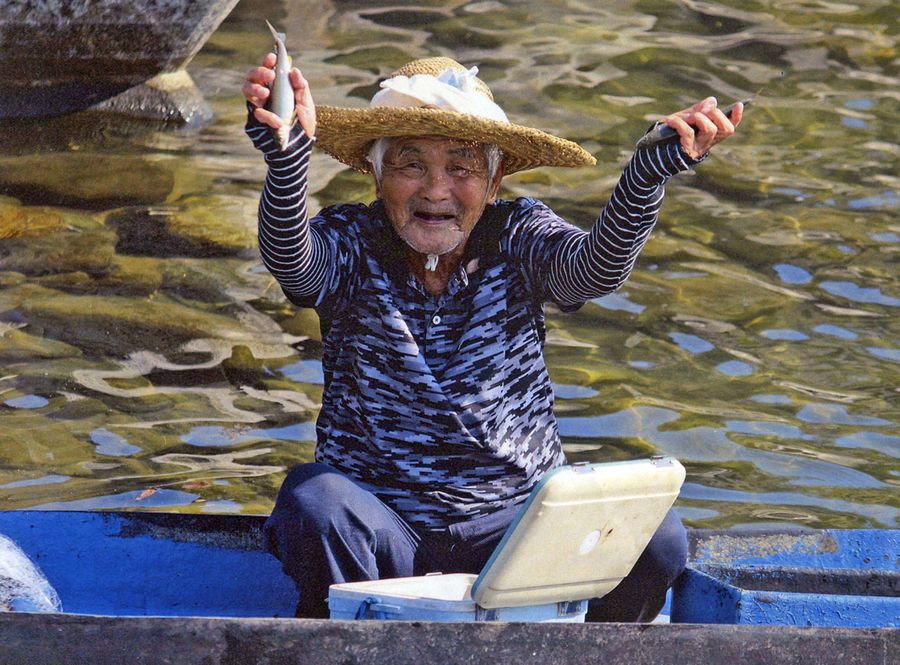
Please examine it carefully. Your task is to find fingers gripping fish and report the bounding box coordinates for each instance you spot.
[265,21,296,150]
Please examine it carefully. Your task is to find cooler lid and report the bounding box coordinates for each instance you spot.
[471,456,685,609]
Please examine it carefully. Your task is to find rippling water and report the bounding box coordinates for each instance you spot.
[0,0,897,528]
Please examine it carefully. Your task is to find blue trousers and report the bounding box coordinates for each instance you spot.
[264,463,688,621]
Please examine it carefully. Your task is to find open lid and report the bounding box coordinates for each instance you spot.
[471,456,685,609]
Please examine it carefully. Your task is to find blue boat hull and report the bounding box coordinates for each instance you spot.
[676,528,899,629]
[0,511,897,627]
[0,511,296,618]
[0,511,897,665]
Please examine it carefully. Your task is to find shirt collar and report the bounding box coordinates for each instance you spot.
[367,199,504,290]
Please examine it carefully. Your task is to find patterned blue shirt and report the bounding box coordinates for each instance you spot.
[247,115,699,530]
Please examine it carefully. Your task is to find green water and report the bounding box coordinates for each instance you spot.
[0,0,897,528]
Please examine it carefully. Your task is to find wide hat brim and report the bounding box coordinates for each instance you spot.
[315,105,597,176]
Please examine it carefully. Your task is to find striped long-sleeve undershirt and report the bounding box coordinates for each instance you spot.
[545,145,697,305]
[246,115,701,309]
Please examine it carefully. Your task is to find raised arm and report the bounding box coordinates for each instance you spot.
[243,54,330,303]
[531,97,742,306]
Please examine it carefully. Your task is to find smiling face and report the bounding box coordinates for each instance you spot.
[376,136,502,259]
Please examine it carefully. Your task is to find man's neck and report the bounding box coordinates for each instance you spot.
[405,244,466,297]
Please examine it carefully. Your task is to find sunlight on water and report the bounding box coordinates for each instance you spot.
[0,0,896,529]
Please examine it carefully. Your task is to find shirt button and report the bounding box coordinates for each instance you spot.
[432,315,442,325]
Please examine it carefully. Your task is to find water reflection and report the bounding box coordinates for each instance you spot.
[835,432,900,459]
[0,475,69,489]
[90,429,142,457]
[715,360,754,376]
[760,329,809,341]
[33,489,199,511]
[558,405,889,496]
[0,0,896,528]
[820,281,900,307]
[3,395,48,409]
[593,292,645,314]
[181,422,317,447]
[553,384,599,400]
[277,359,325,384]
[680,483,896,528]
[868,347,899,362]
[750,394,793,406]
[814,324,857,340]
[796,404,891,426]
[669,332,715,354]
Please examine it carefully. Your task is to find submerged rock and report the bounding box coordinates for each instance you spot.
[0,226,116,277]
[33,256,164,297]
[91,71,213,126]
[0,154,174,210]
[222,345,265,387]
[1,283,254,356]
[108,198,256,259]
[0,322,81,363]
[0,203,66,239]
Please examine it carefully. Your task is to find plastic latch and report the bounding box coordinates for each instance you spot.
[355,596,402,620]
[557,599,587,617]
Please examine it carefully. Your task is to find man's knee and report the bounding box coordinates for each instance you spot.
[586,508,688,622]
[275,463,356,526]
[265,463,361,559]
[644,508,688,584]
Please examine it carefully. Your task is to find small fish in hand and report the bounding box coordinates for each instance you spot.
[265,20,296,150]
[636,97,752,150]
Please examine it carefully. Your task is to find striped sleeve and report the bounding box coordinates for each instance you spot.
[245,111,332,304]
[514,141,703,308]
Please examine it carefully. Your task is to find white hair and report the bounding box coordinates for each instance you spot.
[367,137,503,184]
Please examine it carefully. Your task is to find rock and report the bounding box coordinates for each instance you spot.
[0,0,241,119]
[1,283,254,356]
[108,197,256,258]
[165,195,258,255]
[222,345,265,387]
[0,324,81,363]
[277,309,322,342]
[0,203,66,239]
[0,154,174,210]
[33,255,164,297]
[0,226,117,277]
[92,71,213,126]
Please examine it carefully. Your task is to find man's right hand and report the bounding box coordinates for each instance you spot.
[242,53,317,139]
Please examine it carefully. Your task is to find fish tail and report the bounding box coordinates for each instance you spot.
[266,20,285,43]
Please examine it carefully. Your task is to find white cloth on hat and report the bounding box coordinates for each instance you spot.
[369,66,509,123]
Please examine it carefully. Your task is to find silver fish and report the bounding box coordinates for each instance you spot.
[635,98,752,150]
[264,20,295,150]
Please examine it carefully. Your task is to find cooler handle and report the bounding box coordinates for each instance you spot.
[355,596,402,620]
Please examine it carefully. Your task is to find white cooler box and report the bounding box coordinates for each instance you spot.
[328,456,685,622]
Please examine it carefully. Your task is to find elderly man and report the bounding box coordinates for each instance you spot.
[243,55,741,620]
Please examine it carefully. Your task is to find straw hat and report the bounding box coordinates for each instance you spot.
[315,57,596,175]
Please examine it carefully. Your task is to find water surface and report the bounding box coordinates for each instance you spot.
[0,0,897,529]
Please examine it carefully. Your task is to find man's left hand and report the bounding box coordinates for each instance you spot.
[664,97,743,160]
